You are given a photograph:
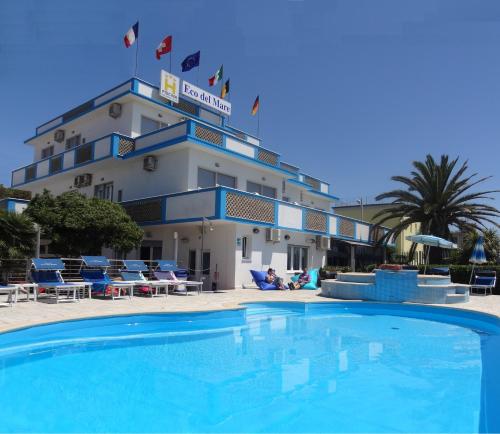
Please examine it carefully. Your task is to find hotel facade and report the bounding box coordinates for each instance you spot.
[10,76,391,290]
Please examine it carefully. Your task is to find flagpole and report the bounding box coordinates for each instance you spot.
[257,97,260,137]
[169,51,172,73]
[134,26,139,77]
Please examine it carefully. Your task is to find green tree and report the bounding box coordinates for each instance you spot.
[25,190,143,256]
[373,155,499,262]
[0,209,36,259]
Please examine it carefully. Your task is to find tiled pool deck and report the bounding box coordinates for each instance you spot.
[0,289,499,333]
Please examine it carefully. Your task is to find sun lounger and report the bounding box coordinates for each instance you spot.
[154,260,203,295]
[470,270,496,296]
[80,256,134,300]
[121,260,170,297]
[30,258,86,303]
[0,284,19,307]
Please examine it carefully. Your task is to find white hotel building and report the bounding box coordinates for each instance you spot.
[10,77,391,290]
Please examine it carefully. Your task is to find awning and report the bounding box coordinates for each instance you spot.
[334,239,374,248]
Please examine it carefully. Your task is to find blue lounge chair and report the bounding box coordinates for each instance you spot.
[154,260,203,295]
[120,260,170,297]
[249,270,281,290]
[30,258,86,303]
[80,256,134,300]
[470,270,496,296]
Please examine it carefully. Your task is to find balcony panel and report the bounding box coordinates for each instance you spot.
[94,137,112,159]
[12,169,25,186]
[63,151,75,169]
[304,209,327,232]
[225,137,255,158]
[339,218,355,238]
[225,191,275,224]
[122,198,163,224]
[329,216,338,235]
[165,191,215,222]
[37,160,50,177]
[277,203,302,229]
[134,123,187,150]
[356,222,370,241]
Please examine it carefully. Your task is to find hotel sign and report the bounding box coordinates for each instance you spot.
[160,70,180,103]
[181,81,231,116]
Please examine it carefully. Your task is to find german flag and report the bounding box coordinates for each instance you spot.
[251,95,259,116]
[221,79,230,99]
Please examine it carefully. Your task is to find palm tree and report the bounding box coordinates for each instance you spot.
[0,210,36,259]
[373,155,499,262]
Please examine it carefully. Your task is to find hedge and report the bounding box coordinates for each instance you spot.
[419,264,499,294]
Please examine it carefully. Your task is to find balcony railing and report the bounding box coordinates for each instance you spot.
[13,118,328,196]
[120,187,392,245]
[11,133,130,187]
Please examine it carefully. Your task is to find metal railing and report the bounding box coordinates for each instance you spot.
[0,258,170,285]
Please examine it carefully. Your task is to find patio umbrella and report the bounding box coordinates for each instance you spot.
[469,236,487,284]
[406,234,458,274]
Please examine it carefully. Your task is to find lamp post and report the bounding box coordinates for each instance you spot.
[34,223,41,258]
[200,217,213,291]
[356,198,364,222]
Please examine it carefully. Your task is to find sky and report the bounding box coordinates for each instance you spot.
[1,0,499,219]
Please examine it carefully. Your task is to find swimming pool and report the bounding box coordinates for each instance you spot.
[0,302,499,433]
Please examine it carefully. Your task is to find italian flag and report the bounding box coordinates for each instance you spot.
[208,65,223,87]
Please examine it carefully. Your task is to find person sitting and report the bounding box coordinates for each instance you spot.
[290,267,311,290]
[265,268,287,290]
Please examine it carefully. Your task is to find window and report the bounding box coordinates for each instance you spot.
[94,182,114,201]
[282,196,290,202]
[140,116,167,135]
[41,145,54,159]
[287,245,308,271]
[197,168,236,188]
[242,236,251,259]
[246,181,277,198]
[117,189,123,202]
[65,134,81,150]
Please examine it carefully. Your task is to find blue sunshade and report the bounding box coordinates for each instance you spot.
[157,260,178,271]
[122,260,148,271]
[31,258,65,270]
[81,256,111,267]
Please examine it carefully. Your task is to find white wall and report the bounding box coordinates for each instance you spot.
[234,223,326,289]
[24,146,191,201]
[186,147,285,195]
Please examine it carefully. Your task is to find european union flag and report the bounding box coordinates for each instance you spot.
[181,51,200,72]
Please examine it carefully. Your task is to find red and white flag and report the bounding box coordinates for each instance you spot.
[124,22,139,48]
[156,35,172,60]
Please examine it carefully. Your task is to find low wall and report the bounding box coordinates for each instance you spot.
[321,270,469,304]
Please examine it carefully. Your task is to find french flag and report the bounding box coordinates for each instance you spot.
[124,22,139,48]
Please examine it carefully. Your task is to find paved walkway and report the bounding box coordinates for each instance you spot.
[0,289,499,333]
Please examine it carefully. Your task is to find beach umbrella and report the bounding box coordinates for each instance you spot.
[406,234,458,274]
[469,236,487,284]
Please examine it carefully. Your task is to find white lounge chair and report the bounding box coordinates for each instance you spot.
[154,260,203,295]
[121,260,170,297]
[30,258,87,303]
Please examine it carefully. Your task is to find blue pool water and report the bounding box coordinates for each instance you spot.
[0,302,499,433]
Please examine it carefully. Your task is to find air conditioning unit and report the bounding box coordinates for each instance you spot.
[109,103,122,119]
[266,228,281,243]
[316,235,331,250]
[74,173,92,188]
[143,155,158,171]
[54,129,65,143]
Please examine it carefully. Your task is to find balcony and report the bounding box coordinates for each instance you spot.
[11,133,134,187]
[120,186,391,245]
[12,119,330,198]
